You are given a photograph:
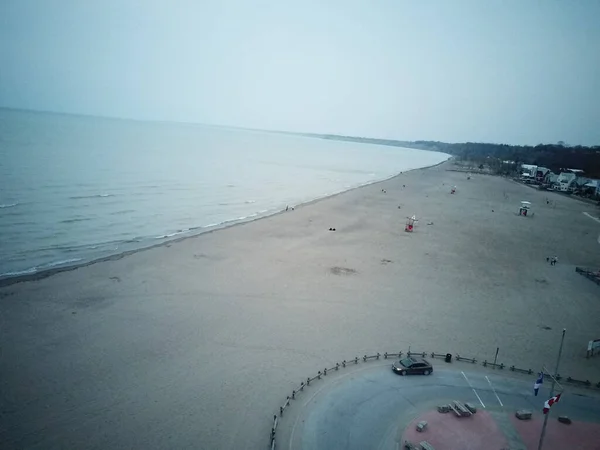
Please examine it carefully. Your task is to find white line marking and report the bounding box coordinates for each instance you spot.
[462,371,486,408]
[486,375,504,406]
[583,212,600,223]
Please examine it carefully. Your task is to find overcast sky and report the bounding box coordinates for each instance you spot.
[1,1,599,145]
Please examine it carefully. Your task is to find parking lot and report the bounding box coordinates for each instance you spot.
[280,362,600,450]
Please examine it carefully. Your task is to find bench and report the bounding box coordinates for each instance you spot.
[420,441,435,450]
[449,400,472,417]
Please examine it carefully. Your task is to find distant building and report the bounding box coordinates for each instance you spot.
[556,172,577,192]
[521,164,536,178]
[544,172,559,185]
[535,167,550,182]
[576,178,600,197]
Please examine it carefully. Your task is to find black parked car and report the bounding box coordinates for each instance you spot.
[392,357,433,375]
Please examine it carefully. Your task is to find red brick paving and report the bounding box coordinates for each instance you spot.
[402,409,508,450]
[510,415,600,450]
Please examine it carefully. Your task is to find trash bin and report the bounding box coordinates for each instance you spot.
[445,353,452,363]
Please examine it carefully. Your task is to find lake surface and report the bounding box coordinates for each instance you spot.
[0,109,449,280]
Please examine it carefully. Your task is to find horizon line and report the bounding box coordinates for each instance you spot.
[1,105,597,148]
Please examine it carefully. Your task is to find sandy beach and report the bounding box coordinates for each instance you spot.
[2,161,600,449]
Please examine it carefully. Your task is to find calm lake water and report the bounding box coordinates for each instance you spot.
[0,109,449,280]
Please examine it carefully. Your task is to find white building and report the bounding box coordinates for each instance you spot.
[556,172,577,192]
[521,164,537,178]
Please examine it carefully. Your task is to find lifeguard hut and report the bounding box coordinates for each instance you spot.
[405,215,418,232]
[519,201,532,216]
[450,186,457,194]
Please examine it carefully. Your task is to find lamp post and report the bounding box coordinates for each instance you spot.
[537,328,566,450]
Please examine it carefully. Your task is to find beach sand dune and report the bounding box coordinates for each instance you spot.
[2,162,600,449]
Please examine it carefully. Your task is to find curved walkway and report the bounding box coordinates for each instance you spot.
[278,363,600,450]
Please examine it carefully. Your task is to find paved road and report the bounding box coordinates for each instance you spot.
[280,363,600,450]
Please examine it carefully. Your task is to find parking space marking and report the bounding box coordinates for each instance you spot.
[583,212,600,224]
[461,371,486,408]
[485,375,504,406]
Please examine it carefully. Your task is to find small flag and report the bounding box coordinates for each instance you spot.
[534,372,544,396]
[543,393,561,414]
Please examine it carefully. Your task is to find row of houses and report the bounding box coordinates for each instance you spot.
[519,164,600,197]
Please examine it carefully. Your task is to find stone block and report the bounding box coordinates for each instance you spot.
[465,402,477,414]
[416,421,428,432]
[515,410,532,420]
[558,415,572,424]
[437,405,450,413]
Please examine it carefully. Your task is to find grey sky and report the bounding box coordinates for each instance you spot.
[1,1,599,145]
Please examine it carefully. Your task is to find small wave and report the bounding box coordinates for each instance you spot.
[110,209,136,216]
[154,228,190,239]
[38,258,83,269]
[1,258,84,278]
[245,200,256,204]
[1,267,37,277]
[60,217,91,224]
[202,212,267,230]
[0,202,18,209]
[69,194,115,200]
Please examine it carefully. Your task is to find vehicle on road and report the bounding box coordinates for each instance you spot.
[392,356,433,376]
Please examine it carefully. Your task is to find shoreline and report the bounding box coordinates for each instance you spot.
[0,157,451,288]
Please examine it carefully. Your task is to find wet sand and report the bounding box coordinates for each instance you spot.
[2,162,600,449]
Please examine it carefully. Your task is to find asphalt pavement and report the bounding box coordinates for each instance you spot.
[280,363,600,450]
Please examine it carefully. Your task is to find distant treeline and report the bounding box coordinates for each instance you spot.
[305,133,600,178]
